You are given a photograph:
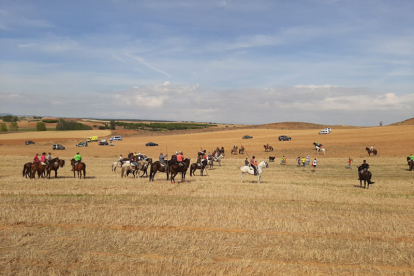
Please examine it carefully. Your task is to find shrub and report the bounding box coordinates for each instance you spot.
[2,115,19,122]
[56,120,92,130]
[9,122,18,131]
[36,122,47,131]
[42,119,59,123]
[0,123,7,132]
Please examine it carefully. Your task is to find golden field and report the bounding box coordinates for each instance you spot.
[1,124,414,275]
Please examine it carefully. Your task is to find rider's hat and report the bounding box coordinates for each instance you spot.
[77,152,79,154]
[363,160,366,162]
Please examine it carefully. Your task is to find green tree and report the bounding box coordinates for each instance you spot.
[36,122,47,131]
[109,120,116,130]
[9,122,18,131]
[0,123,7,132]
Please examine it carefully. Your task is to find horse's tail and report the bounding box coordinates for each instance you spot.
[23,164,27,177]
[83,163,86,179]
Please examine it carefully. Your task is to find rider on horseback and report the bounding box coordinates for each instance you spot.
[359,160,369,178]
[410,154,414,161]
[250,156,257,176]
[72,152,82,171]
[159,153,168,167]
[177,151,185,167]
[33,153,40,163]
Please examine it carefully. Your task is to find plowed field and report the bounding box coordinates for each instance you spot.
[1,125,413,275]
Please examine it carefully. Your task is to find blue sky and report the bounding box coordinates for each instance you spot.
[1,0,414,125]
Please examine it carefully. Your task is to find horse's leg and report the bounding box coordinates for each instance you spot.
[241,172,245,182]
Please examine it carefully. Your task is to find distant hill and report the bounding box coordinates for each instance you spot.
[251,122,358,130]
[389,117,414,126]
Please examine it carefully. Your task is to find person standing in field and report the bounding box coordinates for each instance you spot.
[347,157,353,169]
[245,158,249,166]
[281,156,285,164]
[312,158,317,172]
[297,157,301,167]
[306,155,310,165]
[301,157,306,167]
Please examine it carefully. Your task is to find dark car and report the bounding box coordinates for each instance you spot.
[76,142,88,147]
[25,140,35,145]
[278,135,291,141]
[242,135,253,139]
[145,142,158,146]
[98,141,109,146]
[53,144,65,150]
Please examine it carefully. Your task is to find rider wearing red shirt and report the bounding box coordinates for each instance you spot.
[33,153,40,162]
[250,156,257,176]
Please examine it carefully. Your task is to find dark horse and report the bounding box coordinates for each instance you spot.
[190,159,208,176]
[366,147,377,156]
[46,158,65,178]
[264,145,273,152]
[357,166,374,189]
[198,150,206,158]
[23,162,32,178]
[29,162,48,179]
[71,159,86,179]
[168,158,190,183]
[407,157,414,171]
[239,147,245,154]
[149,161,169,181]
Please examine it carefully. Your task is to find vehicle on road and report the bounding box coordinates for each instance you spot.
[87,136,98,142]
[319,129,330,134]
[242,135,253,139]
[76,142,88,147]
[145,142,158,147]
[25,140,35,145]
[278,135,291,141]
[109,136,122,141]
[98,140,108,146]
[53,144,65,150]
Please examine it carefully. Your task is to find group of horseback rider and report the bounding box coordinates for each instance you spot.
[33,152,56,171]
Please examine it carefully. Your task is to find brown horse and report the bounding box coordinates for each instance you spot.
[358,166,374,189]
[366,147,377,156]
[231,146,238,155]
[46,158,65,178]
[407,157,414,171]
[30,162,48,179]
[71,159,86,179]
[239,147,245,154]
[264,145,273,152]
[169,158,190,183]
[198,150,206,158]
[23,162,32,178]
[149,161,169,181]
[190,159,208,176]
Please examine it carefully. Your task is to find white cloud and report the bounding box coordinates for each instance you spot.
[294,84,339,89]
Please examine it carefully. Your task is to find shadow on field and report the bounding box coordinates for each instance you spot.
[52,176,96,179]
[353,185,367,189]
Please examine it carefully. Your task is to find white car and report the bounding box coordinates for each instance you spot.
[319,129,330,134]
[109,136,122,141]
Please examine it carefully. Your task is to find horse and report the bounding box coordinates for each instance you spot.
[264,145,273,152]
[407,157,414,171]
[121,163,137,178]
[239,147,245,154]
[357,166,374,189]
[313,142,323,150]
[366,147,377,156]
[30,162,48,179]
[134,160,149,177]
[23,162,32,178]
[149,161,169,181]
[112,161,122,172]
[198,150,206,158]
[190,159,208,176]
[71,159,86,179]
[46,158,65,178]
[231,146,238,155]
[240,161,269,184]
[168,158,190,183]
[316,146,325,155]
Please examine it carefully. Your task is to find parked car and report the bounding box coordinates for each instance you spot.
[278,135,291,141]
[25,140,35,145]
[319,129,330,134]
[98,140,108,146]
[145,142,158,146]
[109,136,122,141]
[76,142,88,147]
[242,135,253,139]
[53,144,65,150]
[87,136,98,142]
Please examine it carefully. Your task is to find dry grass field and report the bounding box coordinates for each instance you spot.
[1,125,414,275]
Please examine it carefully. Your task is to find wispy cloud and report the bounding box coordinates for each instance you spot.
[126,54,171,78]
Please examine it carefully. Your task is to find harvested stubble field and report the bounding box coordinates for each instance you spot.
[1,125,414,275]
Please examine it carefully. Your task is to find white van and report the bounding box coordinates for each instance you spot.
[319,129,329,134]
[109,136,122,141]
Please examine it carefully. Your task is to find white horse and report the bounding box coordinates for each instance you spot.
[112,161,122,172]
[316,146,326,155]
[240,160,269,183]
